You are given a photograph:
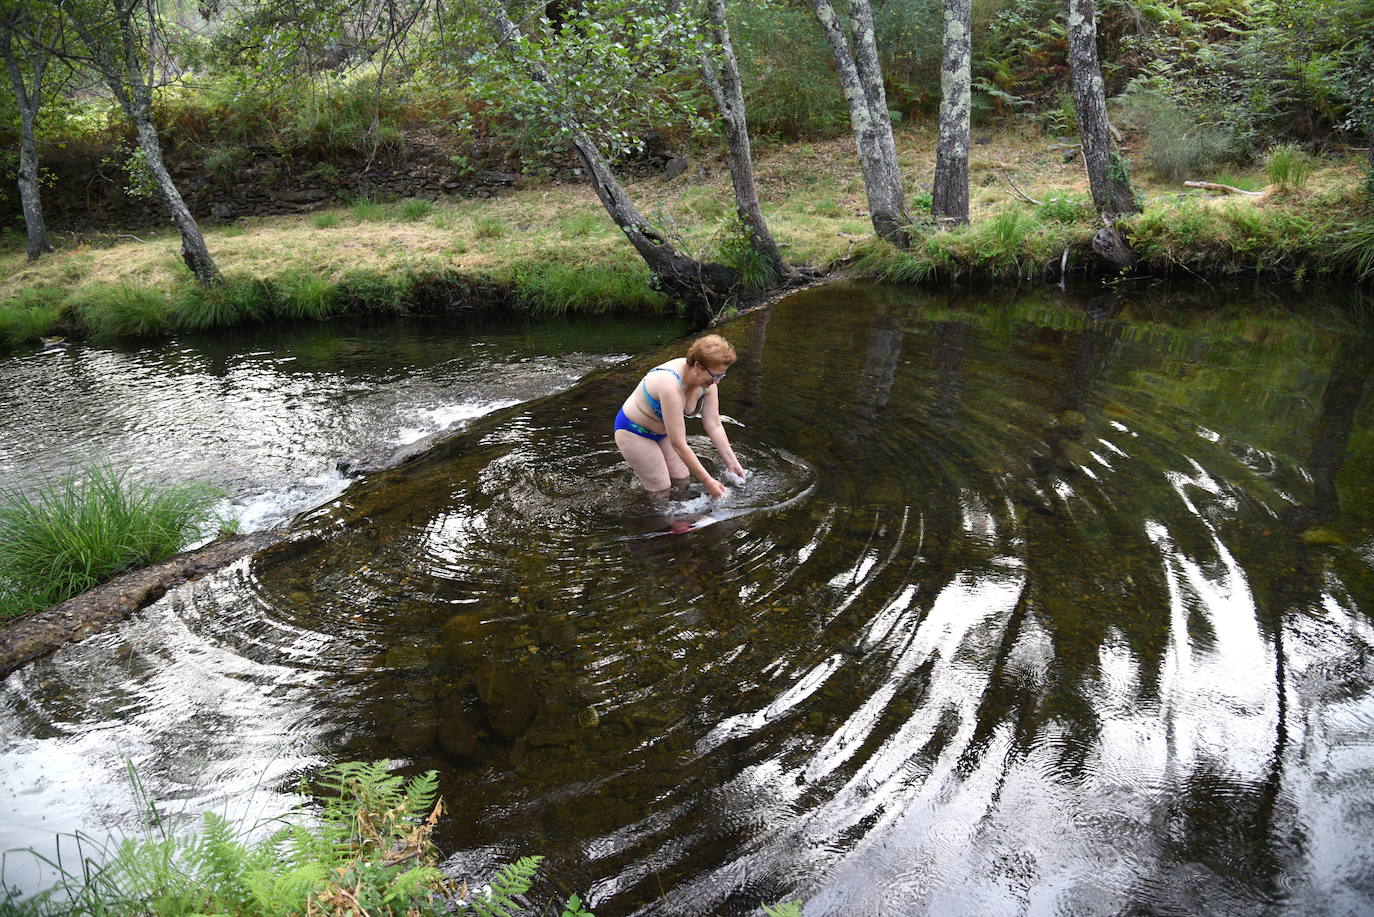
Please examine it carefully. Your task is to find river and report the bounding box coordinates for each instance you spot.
[2,282,1371,915]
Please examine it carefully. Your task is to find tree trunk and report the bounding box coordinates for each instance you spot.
[700,0,788,281]
[932,0,971,225]
[1066,0,1138,217]
[132,112,221,285]
[809,0,910,247]
[1,25,54,261]
[484,2,734,324]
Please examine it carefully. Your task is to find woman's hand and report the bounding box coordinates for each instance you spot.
[725,464,748,483]
[704,476,727,499]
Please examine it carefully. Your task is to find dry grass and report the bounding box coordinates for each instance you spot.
[0,123,1366,307]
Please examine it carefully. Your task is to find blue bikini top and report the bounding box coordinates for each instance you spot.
[641,366,706,420]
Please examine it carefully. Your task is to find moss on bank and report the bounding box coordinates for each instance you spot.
[1,127,1369,346]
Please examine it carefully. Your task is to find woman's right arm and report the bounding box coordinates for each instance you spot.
[659,385,726,498]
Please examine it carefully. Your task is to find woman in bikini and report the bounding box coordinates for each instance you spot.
[613,333,747,499]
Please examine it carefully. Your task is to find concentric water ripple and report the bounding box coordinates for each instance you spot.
[3,283,1373,915]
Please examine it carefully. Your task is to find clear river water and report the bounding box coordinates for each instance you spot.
[2,281,1372,916]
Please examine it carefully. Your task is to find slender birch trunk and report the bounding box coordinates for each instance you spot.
[699,0,787,281]
[809,0,910,247]
[1,15,55,260]
[932,0,971,226]
[484,1,735,321]
[132,109,220,283]
[1066,0,1138,217]
[68,0,221,284]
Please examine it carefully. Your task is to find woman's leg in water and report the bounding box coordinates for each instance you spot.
[657,436,689,483]
[615,429,671,493]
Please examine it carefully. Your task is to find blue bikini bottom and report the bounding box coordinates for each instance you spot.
[614,407,667,442]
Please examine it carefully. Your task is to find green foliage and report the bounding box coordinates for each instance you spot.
[473,214,509,239]
[733,3,847,139]
[714,217,775,291]
[1037,193,1091,223]
[312,212,342,229]
[169,276,272,331]
[99,145,161,201]
[507,260,667,314]
[337,269,408,313]
[1115,80,1237,180]
[275,271,343,320]
[1265,143,1316,191]
[561,893,595,917]
[76,283,174,338]
[467,856,542,917]
[203,144,252,185]
[455,0,706,160]
[0,289,64,344]
[352,198,390,222]
[0,463,223,617]
[398,198,435,221]
[762,903,803,917]
[910,191,933,212]
[1330,219,1374,281]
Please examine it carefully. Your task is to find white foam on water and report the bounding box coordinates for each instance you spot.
[395,399,519,446]
[220,467,352,534]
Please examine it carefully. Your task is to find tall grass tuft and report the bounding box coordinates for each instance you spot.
[168,275,271,332]
[397,198,434,221]
[274,271,341,320]
[1265,143,1315,192]
[0,463,222,618]
[472,214,508,239]
[76,283,173,338]
[1331,219,1374,282]
[0,288,64,344]
[509,261,667,314]
[351,198,389,222]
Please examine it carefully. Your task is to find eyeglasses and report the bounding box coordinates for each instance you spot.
[702,366,728,383]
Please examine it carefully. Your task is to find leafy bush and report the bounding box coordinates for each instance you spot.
[714,217,775,291]
[0,463,222,618]
[1115,80,1236,180]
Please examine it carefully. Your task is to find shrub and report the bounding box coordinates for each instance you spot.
[1330,219,1374,282]
[203,144,251,185]
[0,463,222,618]
[714,217,775,291]
[1115,81,1236,180]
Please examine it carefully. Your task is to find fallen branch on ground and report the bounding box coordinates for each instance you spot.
[1184,181,1263,196]
[1006,176,1043,206]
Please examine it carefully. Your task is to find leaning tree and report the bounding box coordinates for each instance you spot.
[467,0,739,322]
[58,0,222,285]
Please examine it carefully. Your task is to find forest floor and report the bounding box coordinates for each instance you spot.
[0,122,1369,338]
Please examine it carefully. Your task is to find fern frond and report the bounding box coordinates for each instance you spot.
[469,855,543,917]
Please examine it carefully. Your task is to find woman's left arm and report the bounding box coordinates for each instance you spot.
[701,387,746,480]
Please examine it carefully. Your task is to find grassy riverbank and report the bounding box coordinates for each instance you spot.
[1,126,1370,344]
